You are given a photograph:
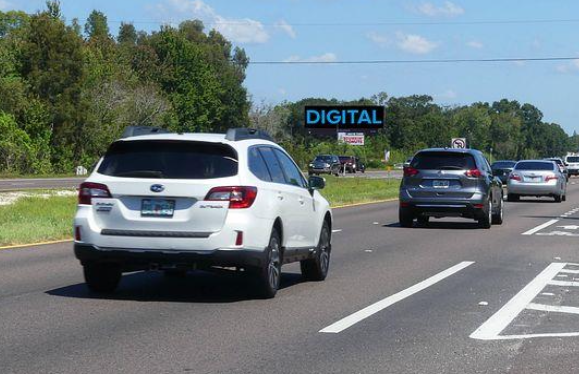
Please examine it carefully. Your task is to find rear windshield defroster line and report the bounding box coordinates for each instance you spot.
[98,140,238,179]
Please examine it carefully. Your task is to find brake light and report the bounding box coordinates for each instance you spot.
[403,166,419,177]
[465,169,482,178]
[473,203,484,209]
[545,174,558,182]
[78,182,112,205]
[205,186,258,209]
[509,173,522,182]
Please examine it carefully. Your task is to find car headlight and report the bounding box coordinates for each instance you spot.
[309,163,315,167]
[324,163,330,167]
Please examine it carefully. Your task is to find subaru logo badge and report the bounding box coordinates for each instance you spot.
[150,184,164,193]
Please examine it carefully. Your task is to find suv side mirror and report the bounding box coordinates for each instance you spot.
[308,175,325,190]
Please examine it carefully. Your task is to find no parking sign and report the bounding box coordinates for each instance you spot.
[451,138,467,149]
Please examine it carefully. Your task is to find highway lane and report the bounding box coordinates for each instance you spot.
[2,183,579,373]
[0,177,85,191]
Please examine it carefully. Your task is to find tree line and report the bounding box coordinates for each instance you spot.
[0,2,576,174]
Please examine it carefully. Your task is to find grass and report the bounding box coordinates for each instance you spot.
[320,176,400,206]
[0,177,400,246]
[0,192,77,246]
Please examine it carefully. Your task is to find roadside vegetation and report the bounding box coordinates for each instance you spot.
[0,191,76,246]
[320,176,399,206]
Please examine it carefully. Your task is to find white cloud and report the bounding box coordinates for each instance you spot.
[366,31,389,47]
[556,60,579,73]
[284,52,337,63]
[274,19,296,39]
[466,40,483,49]
[0,0,10,10]
[417,1,464,17]
[396,32,438,54]
[153,0,269,44]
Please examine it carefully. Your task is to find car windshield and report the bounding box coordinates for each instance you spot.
[411,152,476,170]
[98,140,238,179]
[567,157,579,163]
[515,161,555,171]
[314,156,333,163]
[339,156,352,162]
[492,161,516,169]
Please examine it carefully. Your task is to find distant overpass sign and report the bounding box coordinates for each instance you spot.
[451,138,467,149]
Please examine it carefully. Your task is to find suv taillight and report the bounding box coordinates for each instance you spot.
[205,186,258,209]
[403,166,419,177]
[509,173,522,182]
[78,182,112,205]
[465,169,482,178]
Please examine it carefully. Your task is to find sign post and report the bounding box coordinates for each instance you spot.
[451,138,467,149]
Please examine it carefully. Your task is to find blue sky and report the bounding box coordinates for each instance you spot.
[4,0,579,134]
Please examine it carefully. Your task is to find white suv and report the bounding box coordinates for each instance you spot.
[74,127,332,298]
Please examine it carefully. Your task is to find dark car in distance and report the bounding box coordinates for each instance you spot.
[399,148,504,229]
[491,160,517,184]
[308,155,341,176]
[338,156,366,173]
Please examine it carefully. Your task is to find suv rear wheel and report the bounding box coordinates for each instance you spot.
[478,199,492,229]
[492,195,504,225]
[399,207,414,228]
[83,263,122,293]
[301,221,331,281]
[253,228,282,299]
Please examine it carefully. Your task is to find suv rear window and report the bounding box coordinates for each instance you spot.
[97,140,238,179]
[515,162,555,171]
[411,152,476,170]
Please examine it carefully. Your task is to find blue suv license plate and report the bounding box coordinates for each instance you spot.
[141,199,175,217]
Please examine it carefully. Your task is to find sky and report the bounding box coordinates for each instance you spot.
[3,0,579,134]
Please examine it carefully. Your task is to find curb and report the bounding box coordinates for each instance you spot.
[0,238,73,251]
[332,198,398,209]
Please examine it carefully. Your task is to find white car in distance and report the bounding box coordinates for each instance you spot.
[74,127,333,298]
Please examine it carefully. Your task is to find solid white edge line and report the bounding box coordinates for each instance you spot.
[522,219,559,236]
[470,262,567,340]
[319,261,475,334]
[332,229,342,233]
[527,303,579,315]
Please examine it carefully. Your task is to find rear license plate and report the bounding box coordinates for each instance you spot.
[141,199,175,217]
[433,180,450,188]
[524,176,541,183]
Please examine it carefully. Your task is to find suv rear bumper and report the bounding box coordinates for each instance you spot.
[401,202,485,219]
[74,244,267,271]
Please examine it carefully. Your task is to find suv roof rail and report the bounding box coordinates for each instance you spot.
[121,126,170,138]
[225,128,273,142]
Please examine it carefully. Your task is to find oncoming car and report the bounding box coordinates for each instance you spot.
[74,127,333,298]
[507,160,567,202]
[308,154,341,176]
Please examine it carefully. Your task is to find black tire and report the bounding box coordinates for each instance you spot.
[478,199,492,229]
[554,193,562,203]
[399,207,414,228]
[563,193,567,202]
[253,228,282,299]
[507,193,519,202]
[417,215,429,225]
[492,195,504,225]
[83,263,121,293]
[301,221,331,281]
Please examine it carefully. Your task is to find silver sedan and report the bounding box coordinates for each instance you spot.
[507,160,567,202]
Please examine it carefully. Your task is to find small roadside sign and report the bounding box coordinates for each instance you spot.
[451,138,467,149]
[338,132,365,146]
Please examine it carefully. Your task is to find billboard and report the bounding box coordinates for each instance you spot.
[338,132,365,146]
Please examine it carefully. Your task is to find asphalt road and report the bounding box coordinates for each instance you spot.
[0,177,85,191]
[3,181,579,373]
